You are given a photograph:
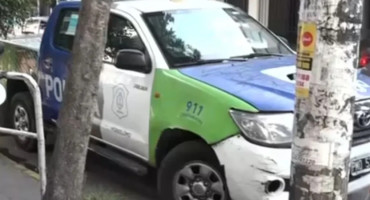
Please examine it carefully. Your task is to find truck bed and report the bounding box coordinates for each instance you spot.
[0,35,41,52]
[0,35,40,76]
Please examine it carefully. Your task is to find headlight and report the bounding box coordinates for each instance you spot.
[230,110,293,147]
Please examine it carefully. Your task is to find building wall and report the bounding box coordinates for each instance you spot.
[225,0,369,48]
[257,0,269,27]
[362,0,370,39]
[225,0,249,15]
[247,0,258,20]
[267,0,369,47]
[268,0,299,46]
[224,0,269,26]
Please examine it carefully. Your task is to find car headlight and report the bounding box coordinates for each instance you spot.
[230,110,293,147]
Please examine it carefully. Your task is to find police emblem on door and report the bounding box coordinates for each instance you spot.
[112,84,128,119]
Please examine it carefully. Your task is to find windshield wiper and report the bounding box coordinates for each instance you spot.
[174,53,282,67]
[174,58,245,68]
[230,53,284,59]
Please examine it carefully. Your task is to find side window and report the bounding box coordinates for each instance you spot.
[54,12,149,72]
[104,15,146,63]
[54,10,79,51]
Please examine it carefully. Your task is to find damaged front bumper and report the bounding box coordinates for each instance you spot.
[212,134,370,200]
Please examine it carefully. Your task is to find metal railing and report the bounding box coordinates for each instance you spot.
[0,71,46,197]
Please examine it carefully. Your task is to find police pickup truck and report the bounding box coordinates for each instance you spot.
[1,1,370,200]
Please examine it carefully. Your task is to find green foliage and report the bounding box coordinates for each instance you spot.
[0,0,33,38]
[0,45,19,71]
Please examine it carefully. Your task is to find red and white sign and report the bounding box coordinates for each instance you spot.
[302,32,313,47]
[296,69,311,98]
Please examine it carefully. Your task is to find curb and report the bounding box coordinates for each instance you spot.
[0,153,40,181]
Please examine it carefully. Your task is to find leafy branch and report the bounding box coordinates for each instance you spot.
[0,0,34,38]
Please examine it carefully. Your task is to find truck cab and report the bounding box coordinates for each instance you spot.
[2,1,370,200]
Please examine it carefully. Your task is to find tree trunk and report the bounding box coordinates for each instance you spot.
[43,0,112,200]
[290,0,363,199]
[38,0,50,16]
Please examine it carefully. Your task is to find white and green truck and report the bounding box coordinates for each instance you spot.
[1,0,370,200]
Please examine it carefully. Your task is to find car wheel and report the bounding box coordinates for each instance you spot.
[10,92,37,152]
[158,141,229,200]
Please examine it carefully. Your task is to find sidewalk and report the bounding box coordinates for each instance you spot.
[0,154,40,200]
[0,148,367,200]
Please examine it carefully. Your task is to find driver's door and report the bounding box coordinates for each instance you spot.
[92,14,154,160]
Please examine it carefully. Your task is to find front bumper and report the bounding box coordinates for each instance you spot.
[212,135,370,200]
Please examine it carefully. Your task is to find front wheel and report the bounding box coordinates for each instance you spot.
[10,92,37,152]
[158,141,229,200]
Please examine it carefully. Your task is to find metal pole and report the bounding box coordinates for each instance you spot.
[0,72,46,197]
[31,76,47,196]
[290,0,363,199]
[37,0,40,16]
[0,128,37,138]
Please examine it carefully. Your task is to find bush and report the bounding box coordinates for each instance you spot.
[0,0,33,38]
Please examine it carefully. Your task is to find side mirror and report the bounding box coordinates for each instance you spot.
[0,42,4,55]
[115,49,150,73]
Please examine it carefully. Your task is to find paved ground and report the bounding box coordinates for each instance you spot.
[0,153,40,200]
[0,135,369,200]
[0,135,158,200]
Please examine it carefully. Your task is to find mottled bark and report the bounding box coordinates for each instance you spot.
[290,0,363,200]
[42,0,112,200]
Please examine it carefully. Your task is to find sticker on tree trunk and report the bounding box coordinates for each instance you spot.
[296,22,317,98]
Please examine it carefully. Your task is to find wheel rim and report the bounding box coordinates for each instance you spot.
[173,162,225,200]
[13,105,30,141]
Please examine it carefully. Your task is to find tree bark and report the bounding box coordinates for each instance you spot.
[38,0,50,16]
[290,0,363,199]
[43,0,112,200]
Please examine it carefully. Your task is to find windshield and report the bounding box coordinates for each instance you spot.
[144,8,293,68]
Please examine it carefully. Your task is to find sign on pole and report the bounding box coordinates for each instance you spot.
[290,1,364,199]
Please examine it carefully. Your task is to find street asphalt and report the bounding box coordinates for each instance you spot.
[0,153,40,200]
[0,133,368,200]
[0,135,158,200]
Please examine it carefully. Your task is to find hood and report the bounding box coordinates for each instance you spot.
[179,55,370,112]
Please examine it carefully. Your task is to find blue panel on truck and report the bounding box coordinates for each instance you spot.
[179,56,297,111]
[179,55,370,111]
[38,1,81,122]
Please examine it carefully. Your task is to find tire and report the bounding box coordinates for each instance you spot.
[10,92,37,152]
[158,141,230,200]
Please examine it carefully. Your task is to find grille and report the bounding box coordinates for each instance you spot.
[353,99,370,146]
